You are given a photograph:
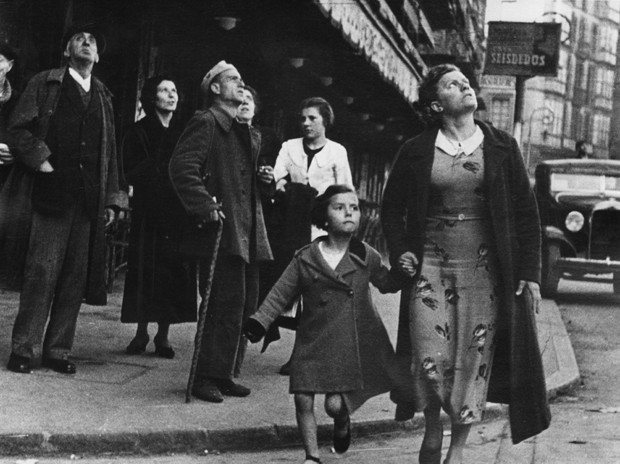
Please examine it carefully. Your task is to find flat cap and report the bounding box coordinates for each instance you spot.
[202,60,238,89]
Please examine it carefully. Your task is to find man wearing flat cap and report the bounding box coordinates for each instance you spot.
[0,23,127,375]
[170,61,274,402]
[0,42,18,189]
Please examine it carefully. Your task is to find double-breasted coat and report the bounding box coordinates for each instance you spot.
[252,237,409,413]
[0,67,127,305]
[381,120,551,444]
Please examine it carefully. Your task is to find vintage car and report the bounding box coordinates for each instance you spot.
[535,159,620,297]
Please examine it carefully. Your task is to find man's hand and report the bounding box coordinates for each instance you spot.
[205,197,225,223]
[516,280,542,314]
[0,143,14,165]
[257,165,274,185]
[398,251,419,277]
[38,160,54,172]
[104,207,116,228]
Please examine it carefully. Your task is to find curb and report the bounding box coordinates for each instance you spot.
[0,405,508,457]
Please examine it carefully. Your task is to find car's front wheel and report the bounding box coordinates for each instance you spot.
[541,242,561,298]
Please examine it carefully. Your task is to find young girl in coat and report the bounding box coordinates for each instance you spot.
[244,184,413,464]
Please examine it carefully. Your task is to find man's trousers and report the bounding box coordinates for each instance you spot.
[196,253,259,380]
[11,196,91,360]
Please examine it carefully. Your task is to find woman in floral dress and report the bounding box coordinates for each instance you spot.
[381,64,550,464]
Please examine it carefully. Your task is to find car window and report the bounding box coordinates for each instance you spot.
[550,173,602,192]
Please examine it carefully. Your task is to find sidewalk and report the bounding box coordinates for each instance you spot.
[0,281,579,457]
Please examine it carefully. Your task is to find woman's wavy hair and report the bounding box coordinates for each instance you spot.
[311,184,357,231]
[299,97,335,129]
[413,63,461,128]
[140,73,180,116]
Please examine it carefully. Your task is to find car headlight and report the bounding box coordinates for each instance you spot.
[565,211,584,232]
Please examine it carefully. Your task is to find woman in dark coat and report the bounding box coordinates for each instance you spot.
[121,74,196,359]
[0,43,18,189]
[381,64,550,464]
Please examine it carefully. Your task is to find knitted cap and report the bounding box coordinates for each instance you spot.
[202,60,238,89]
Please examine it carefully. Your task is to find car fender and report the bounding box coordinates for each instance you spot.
[543,226,576,256]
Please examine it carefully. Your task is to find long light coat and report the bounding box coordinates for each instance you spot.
[0,67,127,305]
[252,237,408,413]
[381,120,550,444]
[274,138,353,195]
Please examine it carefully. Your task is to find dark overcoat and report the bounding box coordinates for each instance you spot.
[169,106,272,262]
[120,115,197,324]
[381,120,551,444]
[252,237,410,413]
[0,67,127,305]
[0,81,18,189]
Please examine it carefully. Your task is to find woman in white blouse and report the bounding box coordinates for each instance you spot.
[274,97,353,208]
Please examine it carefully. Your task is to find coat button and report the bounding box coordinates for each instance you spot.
[348,290,354,297]
[320,299,327,305]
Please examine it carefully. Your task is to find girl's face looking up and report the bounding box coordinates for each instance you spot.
[326,192,360,235]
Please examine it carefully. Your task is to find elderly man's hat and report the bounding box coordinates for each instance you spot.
[202,60,238,89]
[0,42,18,61]
[61,22,106,54]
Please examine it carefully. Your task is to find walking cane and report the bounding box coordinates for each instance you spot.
[185,217,223,403]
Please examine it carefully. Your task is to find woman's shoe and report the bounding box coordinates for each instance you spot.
[333,414,351,454]
[126,335,149,355]
[304,455,321,463]
[154,341,175,359]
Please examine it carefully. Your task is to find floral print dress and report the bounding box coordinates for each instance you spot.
[407,143,500,424]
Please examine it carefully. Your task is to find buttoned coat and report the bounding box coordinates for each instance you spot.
[274,138,353,195]
[381,120,550,444]
[0,67,127,305]
[252,237,408,413]
[169,106,272,262]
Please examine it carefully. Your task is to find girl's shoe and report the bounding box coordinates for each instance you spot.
[126,335,149,355]
[333,414,351,454]
[304,455,321,463]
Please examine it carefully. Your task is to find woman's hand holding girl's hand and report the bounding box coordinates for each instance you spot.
[516,280,542,313]
[243,318,267,344]
[398,251,419,277]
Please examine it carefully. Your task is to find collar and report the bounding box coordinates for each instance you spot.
[68,67,91,92]
[435,125,484,157]
[209,105,234,132]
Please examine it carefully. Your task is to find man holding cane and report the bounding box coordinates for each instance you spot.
[169,61,273,403]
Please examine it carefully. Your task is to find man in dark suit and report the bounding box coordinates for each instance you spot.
[169,61,274,402]
[4,24,126,375]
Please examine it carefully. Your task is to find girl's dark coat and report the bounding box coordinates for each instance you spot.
[252,237,407,413]
[381,120,550,444]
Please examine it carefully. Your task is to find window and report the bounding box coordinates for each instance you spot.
[593,114,610,148]
[490,97,512,132]
[592,24,598,53]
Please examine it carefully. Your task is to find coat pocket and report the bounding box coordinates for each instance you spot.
[31,170,68,215]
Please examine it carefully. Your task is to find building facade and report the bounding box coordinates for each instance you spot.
[484,0,620,167]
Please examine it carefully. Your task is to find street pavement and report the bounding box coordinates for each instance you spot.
[0,276,579,460]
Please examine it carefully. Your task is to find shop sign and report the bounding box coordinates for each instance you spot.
[484,22,561,77]
[315,0,419,104]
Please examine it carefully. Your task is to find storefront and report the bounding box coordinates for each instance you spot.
[1,0,427,206]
